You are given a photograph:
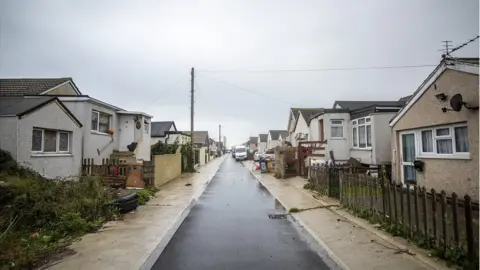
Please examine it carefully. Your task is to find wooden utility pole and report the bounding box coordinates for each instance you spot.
[219,124,222,151]
[190,67,195,167]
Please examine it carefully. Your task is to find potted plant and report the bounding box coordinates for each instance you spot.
[106,129,115,135]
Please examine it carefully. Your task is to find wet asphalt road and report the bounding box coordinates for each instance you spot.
[152,157,332,270]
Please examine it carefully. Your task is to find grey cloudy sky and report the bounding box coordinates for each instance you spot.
[0,0,478,146]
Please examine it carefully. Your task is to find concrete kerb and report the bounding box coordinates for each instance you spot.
[326,207,450,270]
[248,169,350,270]
[275,171,450,270]
[139,156,227,270]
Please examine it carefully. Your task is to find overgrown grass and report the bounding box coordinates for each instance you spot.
[303,183,314,190]
[345,206,478,269]
[136,186,159,205]
[0,150,117,269]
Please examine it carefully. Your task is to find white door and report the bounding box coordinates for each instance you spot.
[400,132,416,183]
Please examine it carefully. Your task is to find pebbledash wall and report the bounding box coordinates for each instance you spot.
[391,68,479,200]
[153,153,182,187]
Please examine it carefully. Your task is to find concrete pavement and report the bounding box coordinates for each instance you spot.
[152,157,336,270]
[45,156,227,270]
[246,161,451,270]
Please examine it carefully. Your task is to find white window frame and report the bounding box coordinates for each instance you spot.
[31,128,71,153]
[330,120,344,138]
[417,123,469,159]
[351,116,372,149]
[91,110,111,133]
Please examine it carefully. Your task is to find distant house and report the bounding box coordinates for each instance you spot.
[389,58,479,200]
[151,121,190,146]
[183,131,209,165]
[0,96,83,179]
[209,138,217,157]
[0,78,153,164]
[248,136,258,151]
[267,130,289,150]
[308,98,406,164]
[257,134,268,153]
[287,108,323,146]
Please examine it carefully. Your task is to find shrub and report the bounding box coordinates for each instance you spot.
[0,150,116,269]
[151,141,179,155]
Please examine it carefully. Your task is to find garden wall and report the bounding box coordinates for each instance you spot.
[153,153,181,187]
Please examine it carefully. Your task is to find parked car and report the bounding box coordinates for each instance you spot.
[264,149,275,160]
[254,152,263,161]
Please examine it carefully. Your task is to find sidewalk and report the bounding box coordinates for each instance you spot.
[45,156,226,270]
[246,161,451,270]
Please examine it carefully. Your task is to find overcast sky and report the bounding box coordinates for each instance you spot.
[0,0,478,146]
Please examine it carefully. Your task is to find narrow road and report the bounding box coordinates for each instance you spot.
[152,157,332,270]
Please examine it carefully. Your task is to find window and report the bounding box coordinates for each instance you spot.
[31,129,70,153]
[91,111,111,133]
[352,117,371,149]
[419,124,468,156]
[330,120,343,138]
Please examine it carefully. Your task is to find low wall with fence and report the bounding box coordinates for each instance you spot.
[309,166,479,265]
[82,158,154,187]
[153,153,181,187]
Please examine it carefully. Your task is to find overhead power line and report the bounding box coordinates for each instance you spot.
[150,74,187,104]
[198,73,297,106]
[198,64,437,73]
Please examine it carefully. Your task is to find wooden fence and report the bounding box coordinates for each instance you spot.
[309,166,479,263]
[82,158,155,187]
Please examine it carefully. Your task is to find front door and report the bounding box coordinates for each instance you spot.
[400,132,416,183]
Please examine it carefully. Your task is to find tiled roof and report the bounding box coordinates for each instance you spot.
[291,108,323,121]
[0,78,76,96]
[249,136,258,144]
[182,131,209,145]
[151,121,175,137]
[259,134,268,142]
[333,100,404,110]
[269,130,288,140]
[0,96,55,115]
[0,96,82,126]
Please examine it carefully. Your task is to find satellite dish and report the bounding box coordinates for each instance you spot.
[450,94,464,112]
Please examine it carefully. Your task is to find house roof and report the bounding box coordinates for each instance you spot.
[269,130,289,140]
[333,100,405,110]
[183,131,209,145]
[0,78,81,96]
[259,134,268,142]
[209,138,215,144]
[390,58,479,127]
[216,141,224,149]
[309,108,350,122]
[0,96,82,127]
[249,136,258,144]
[151,121,176,137]
[290,108,323,128]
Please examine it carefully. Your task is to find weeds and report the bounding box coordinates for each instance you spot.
[289,207,300,213]
[0,149,116,269]
[136,186,159,205]
[345,205,478,269]
[303,183,314,190]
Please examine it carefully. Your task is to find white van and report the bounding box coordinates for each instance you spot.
[234,145,247,161]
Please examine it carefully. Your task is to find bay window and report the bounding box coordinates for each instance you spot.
[32,128,70,153]
[419,124,468,156]
[352,117,371,149]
